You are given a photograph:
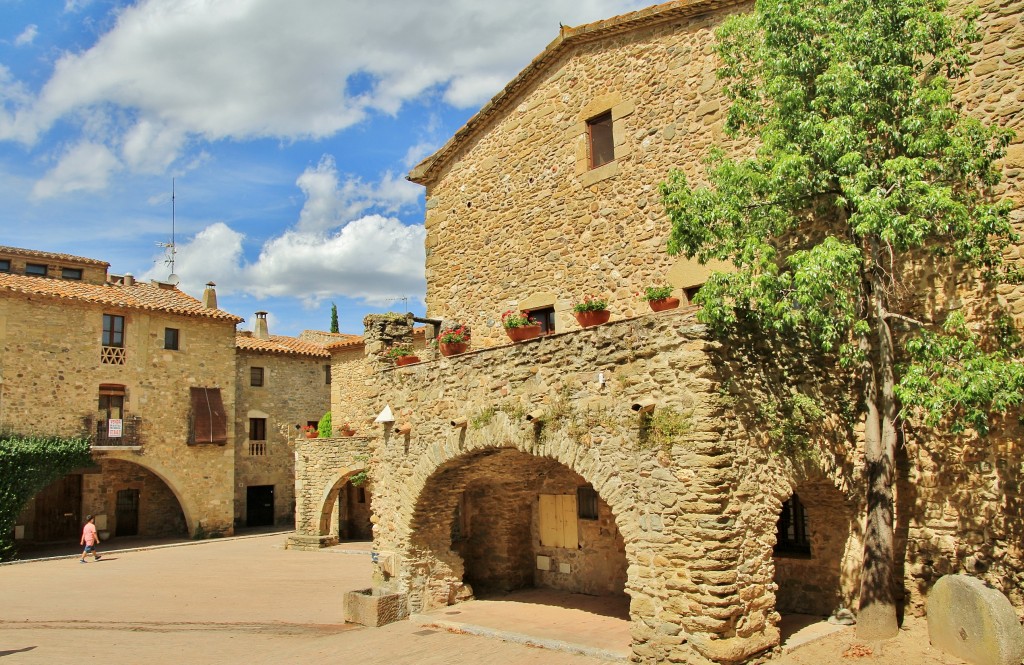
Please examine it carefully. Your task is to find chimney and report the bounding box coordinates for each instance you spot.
[254,311,270,339]
[202,282,218,309]
[123,273,135,286]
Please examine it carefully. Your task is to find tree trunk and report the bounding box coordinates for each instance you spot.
[857,244,900,639]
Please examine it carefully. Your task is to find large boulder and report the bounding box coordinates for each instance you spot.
[927,574,1024,665]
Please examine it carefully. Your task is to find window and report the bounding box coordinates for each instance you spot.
[684,284,703,305]
[357,488,366,504]
[529,307,556,335]
[577,486,599,520]
[324,364,332,385]
[249,418,267,441]
[775,494,811,556]
[164,328,179,350]
[189,387,228,444]
[250,367,264,387]
[25,263,47,277]
[587,111,614,169]
[538,494,579,549]
[101,314,125,365]
[61,267,83,280]
[0,259,9,272]
[98,385,126,420]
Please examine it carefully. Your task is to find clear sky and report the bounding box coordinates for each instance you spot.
[0,0,647,335]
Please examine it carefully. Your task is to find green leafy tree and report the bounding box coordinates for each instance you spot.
[330,303,339,334]
[0,434,93,560]
[661,0,1017,639]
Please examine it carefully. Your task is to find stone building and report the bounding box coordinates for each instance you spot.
[295,1,1024,663]
[234,313,334,528]
[2,245,242,543]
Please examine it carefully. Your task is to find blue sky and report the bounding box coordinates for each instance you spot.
[0,0,646,335]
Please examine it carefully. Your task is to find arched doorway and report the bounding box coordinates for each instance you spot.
[773,479,857,616]
[406,447,628,612]
[319,473,373,542]
[16,458,188,547]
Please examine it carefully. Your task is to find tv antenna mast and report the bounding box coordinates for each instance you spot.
[385,296,409,313]
[156,179,179,285]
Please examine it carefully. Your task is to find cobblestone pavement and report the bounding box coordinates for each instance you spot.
[0,534,622,665]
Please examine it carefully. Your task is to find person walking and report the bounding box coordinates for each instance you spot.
[79,515,101,563]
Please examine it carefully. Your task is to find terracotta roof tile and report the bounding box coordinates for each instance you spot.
[235,334,331,358]
[0,272,244,323]
[0,245,109,267]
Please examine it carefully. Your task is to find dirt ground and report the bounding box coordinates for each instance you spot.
[0,533,981,665]
[774,616,970,665]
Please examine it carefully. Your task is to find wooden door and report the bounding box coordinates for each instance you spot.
[33,475,82,542]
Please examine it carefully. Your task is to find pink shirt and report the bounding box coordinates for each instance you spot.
[82,522,97,546]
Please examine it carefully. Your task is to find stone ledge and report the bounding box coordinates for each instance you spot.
[285,534,338,551]
[344,588,409,627]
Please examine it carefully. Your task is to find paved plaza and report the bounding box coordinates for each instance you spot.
[0,533,626,665]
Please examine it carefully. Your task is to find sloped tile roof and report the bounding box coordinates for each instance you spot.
[235,333,332,358]
[408,0,743,185]
[0,245,109,267]
[0,272,244,323]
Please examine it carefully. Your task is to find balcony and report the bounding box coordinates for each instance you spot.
[92,415,143,449]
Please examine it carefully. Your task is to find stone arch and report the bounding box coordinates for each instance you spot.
[94,456,193,537]
[396,435,634,615]
[316,467,371,539]
[770,460,860,616]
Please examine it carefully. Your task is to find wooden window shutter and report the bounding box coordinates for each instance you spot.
[189,387,227,444]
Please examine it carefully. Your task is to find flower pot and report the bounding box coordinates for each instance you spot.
[505,324,542,342]
[439,341,468,356]
[648,297,680,312]
[394,355,420,366]
[573,310,610,328]
[340,430,355,437]
[305,431,318,439]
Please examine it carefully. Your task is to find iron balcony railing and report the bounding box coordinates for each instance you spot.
[93,415,142,447]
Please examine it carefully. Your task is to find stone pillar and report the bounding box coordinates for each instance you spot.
[362,313,415,367]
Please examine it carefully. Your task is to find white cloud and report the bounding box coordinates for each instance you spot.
[296,155,421,233]
[141,164,426,307]
[14,25,38,47]
[31,141,120,199]
[5,0,648,161]
[122,119,183,173]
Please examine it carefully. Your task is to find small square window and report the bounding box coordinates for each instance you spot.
[102,314,125,348]
[250,367,265,387]
[775,494,811,557]
[587,111,614,169]
[684,284,703,305]
[529,307,556,335]
[25,263,47,277]
[249,417,267,441]
[61,267,83,280]
[164,328,179,350]
[0,259,10,272]
[577,486,599,520]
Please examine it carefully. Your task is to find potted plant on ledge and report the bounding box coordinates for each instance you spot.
[436,325,470,357]
[387,344,420,366]
[301,424,318,439]
[642,285,680,312]
[501,310,542,342]
[572,296,610,328]
[339,422,356,437]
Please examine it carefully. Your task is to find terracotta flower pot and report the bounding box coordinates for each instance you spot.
[340,429,355,437]
[505,324,542,342]
[305,431,318,439]
[573,310,610,328]
[394,355,420,366]
[648,297,680,312]
[439,341,468,357]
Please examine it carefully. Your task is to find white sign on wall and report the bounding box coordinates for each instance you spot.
[108,419,123,438]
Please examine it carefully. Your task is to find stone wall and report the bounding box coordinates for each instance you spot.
[416,0,1024,350]
[304,306,1024,663]
[234,349,330,527]
[292,435,371,547]
[0,289,237,539]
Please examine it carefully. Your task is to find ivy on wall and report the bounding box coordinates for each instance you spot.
[0,433,92,561]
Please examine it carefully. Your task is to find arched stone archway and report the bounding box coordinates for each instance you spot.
[393,443,631,617]
[96,458,189,539]
[95,455,196,537]
[317,470,373,541]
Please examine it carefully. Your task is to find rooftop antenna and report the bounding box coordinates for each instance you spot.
[385,296,409,313]
[156,178,179,285]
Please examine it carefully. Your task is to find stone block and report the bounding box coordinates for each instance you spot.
[344,588,408,627]
[927,574,1024,665]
